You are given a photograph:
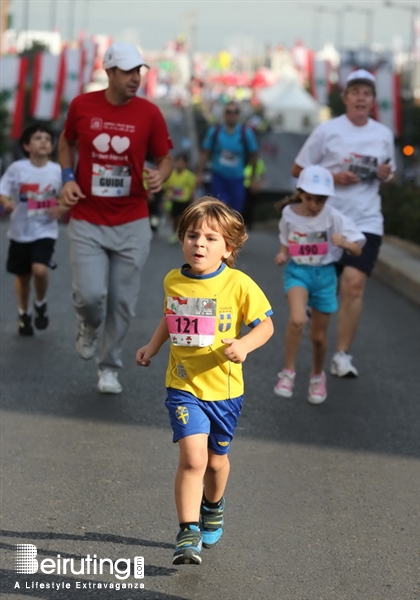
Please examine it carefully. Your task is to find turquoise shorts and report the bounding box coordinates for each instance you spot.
[165,388,244,455]
[284,261,338,314]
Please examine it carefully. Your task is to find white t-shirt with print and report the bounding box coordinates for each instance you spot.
[279,203,366,266]
[294,114,396,235]
[0,159,62,242]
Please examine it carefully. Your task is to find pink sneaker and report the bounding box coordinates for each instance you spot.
[308,372,327,404]
[274,370,295,397]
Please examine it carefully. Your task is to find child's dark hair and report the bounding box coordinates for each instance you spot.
[177,196,248,267]
[275,191,302,215]
[20,123,54,157]
[275,189,327,215]
[174,152,189,163]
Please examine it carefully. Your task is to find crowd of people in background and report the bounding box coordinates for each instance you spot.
[0,43,396,567]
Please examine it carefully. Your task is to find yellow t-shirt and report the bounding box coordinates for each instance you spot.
[163,169,196,203]
[244,159,266,188]
[163,263,273,400]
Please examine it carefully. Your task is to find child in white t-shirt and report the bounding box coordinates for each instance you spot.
[273,165,365,404]
[0,124,68,335]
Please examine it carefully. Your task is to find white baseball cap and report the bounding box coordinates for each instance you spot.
[103,42,149,71]
[345,69,376,89]
[296,165,335,197]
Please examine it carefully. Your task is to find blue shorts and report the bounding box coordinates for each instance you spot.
[210,172,246,213]
[165,388,244,455]
[284,261,338,314]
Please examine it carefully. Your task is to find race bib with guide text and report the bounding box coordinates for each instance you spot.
[91,164,132,197]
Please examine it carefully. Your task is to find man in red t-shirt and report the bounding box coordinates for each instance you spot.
[59,42,173,394]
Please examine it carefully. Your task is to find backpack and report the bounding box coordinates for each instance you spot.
[210,123,251,166]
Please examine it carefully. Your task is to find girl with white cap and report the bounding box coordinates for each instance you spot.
[274,165,365,404]
[291,69,396,378]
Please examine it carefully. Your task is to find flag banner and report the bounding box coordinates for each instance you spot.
[81,39,98,87]
[338,64,355,89]
[375,64,402,137]
[311,59,330,106]
[92,34,113,70]
[30,52,65,120]
[145,68,158,99]
[291,41,312,84]
[62,47,84,105]
[0,55,29,138]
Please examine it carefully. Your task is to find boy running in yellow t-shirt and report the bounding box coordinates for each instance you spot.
[136,197,274,565]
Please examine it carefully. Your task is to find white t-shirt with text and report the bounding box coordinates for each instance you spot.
[294,114,396,235]
[0,159,62,242]
[279,203,366,266]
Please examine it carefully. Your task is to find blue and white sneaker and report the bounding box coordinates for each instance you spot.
[172,525,202,565]
[200,497,225,548]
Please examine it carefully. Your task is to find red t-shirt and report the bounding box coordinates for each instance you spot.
[63,91,173,226]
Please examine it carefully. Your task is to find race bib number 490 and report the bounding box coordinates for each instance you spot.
[165,297,216,347]
[289,231,328,265]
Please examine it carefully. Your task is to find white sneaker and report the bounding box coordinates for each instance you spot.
[330,351,358,378]
[308,372,327,404]
[274,370,296,397]
[75,322,98,360]
[97,368,123,394]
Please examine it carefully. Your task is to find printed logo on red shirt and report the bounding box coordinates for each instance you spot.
[92,133,131,154]
[91,118,103,130]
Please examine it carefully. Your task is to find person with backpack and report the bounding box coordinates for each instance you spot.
[196,102,259,215]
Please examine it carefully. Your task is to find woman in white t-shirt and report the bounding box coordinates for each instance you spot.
[292,69,396,378]
[274,166,365,405]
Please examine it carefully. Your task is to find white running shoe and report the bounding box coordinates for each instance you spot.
[97,369,123,394]
[75,322,98,360]
[274,370,296,397]
[330,351,359,378]
[308,372,327,404]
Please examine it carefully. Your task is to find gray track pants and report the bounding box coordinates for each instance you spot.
[68,218,152,370]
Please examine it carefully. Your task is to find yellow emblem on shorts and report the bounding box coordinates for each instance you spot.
[217,441,230,447]
[175,405,189,425]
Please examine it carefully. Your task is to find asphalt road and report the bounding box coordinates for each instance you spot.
[1,103,420,600]
[1,210,419,600]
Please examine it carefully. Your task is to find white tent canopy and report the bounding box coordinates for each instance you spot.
[258,75,320,134]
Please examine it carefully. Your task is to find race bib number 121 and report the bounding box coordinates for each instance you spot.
[165,296,216,347]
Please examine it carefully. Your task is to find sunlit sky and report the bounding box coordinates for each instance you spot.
[9,0,419,54]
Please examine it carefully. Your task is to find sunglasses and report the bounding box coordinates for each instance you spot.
[225,109,239,115]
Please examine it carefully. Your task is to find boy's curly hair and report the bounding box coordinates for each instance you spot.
[177,196,248,267]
